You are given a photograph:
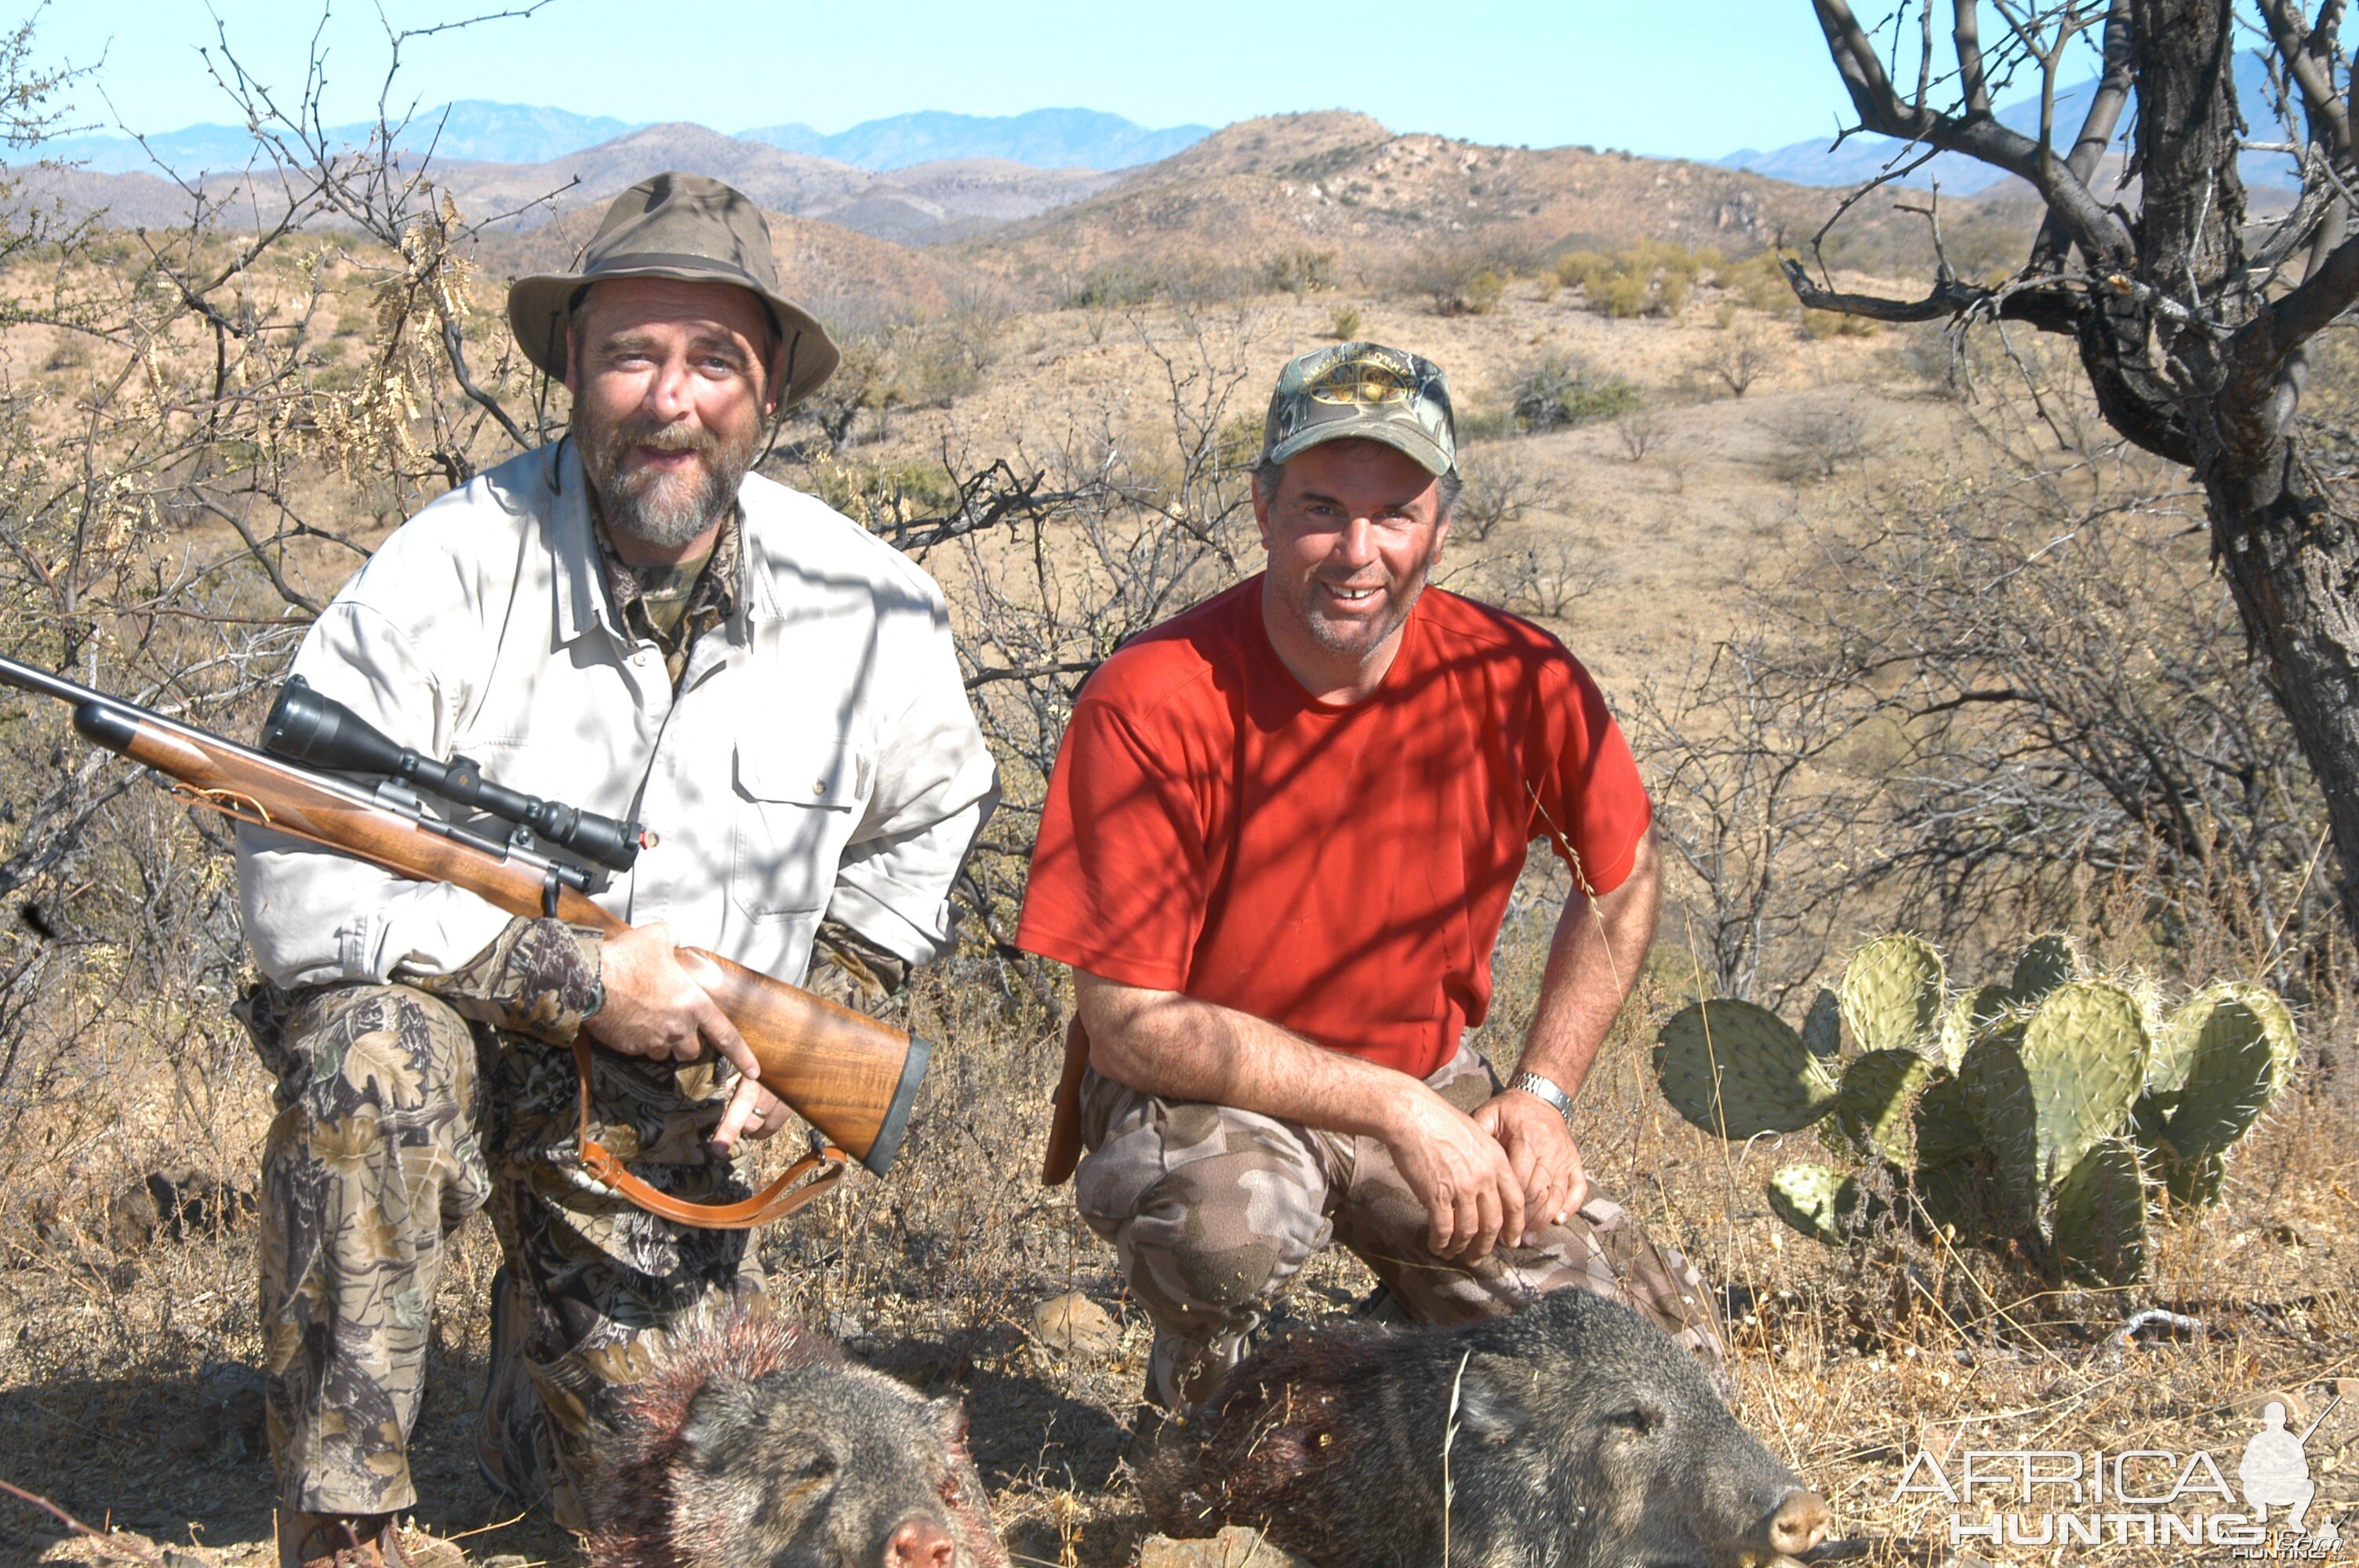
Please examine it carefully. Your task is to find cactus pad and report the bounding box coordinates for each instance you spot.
[2050,1140,2149,1287]
[1936,984,2016,1073]
[1654,1000,1839,1140]
[2018,980,2149,1181]
[1912,1073,1980,1167]
[2162,1149,2227,1208]
[2160,995,2277,1161]
[2010,932,2083,1003]
[1767,1164,1873,1245]
[1834,1049,1936,1163]
[1837,935,1944,1056]
[1800,987,1843,1059]
[1959,1033,2040,1224]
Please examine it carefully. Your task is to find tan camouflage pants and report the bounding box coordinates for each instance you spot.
[1073,1042,1725,1408]
[248,982,759,1524]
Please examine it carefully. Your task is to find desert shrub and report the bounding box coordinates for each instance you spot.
[1260,248,1336,299]
[1762,405,1868,481]
[1509,351,1641,432]
[1061,263,1159,311]
[1327,302,1363,339]
[1450,445,1564,543]
[1593,273,1651,318]
[1718,250,1800,314]
[1801,307,1880,339]
[1404,244,1531,317]
[1558,241,1700,319]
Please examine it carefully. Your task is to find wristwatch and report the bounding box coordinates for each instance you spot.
[1508,1069,1574,1121]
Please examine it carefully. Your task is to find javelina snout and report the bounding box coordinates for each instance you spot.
[585,1304,1009,1568]
[1142,1287,1831,1568]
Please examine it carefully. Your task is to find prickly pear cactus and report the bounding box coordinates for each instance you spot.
[1837,935,1944,1055]
[1654,928,2296,1284]
[1936,984,2015,1073]
[2019,980,2149,1181]
[1834,1050,1936,1163]
[2050,1140,2149,1287]
[1800,987,1842,1060]
[1911,1073,1979,1167]
[2009,933,2082,1004]
[2161,1149,2226,1208]
[1654,1000,1839,1140]
[1767,1164,1874,1244]
[2156,993,2277,1161]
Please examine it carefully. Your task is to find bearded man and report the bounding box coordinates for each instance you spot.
[234,172,996,1565]
[1018,342,1721,1416]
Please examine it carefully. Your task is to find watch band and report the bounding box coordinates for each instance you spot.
[1509,1069,1573,1120]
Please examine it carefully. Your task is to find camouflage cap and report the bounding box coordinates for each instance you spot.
[1260,341,1457,477]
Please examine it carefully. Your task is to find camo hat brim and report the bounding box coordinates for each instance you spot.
[1261,340,1457,477]
[507,170,840,409]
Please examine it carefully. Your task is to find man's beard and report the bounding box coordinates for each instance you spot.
[578,410,757,550]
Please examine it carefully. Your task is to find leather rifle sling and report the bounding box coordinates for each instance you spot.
[1041,1014,1091,1187]
[569,1039,849,1229]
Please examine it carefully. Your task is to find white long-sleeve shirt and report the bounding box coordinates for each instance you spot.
[235,440,998,989]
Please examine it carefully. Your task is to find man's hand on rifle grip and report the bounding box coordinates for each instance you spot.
[584,920,761,1085]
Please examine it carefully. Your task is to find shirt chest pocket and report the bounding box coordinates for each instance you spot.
[730,736,868,920]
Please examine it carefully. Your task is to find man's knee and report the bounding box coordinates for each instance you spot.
[1111,1151,1330,1314]
[259,982,477,1124]
[257,982,487,1237]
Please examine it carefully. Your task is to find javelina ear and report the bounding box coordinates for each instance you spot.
[1450,1358,1527,1446]
[678,1374,758,1465]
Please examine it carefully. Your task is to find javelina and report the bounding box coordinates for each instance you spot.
[1141,1287,1830,1568]
[584,1302,1008,1568]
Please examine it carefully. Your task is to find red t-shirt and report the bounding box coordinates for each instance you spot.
[1015,577,1652,1080]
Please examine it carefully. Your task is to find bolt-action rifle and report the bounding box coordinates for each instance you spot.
[0,654,933,1229]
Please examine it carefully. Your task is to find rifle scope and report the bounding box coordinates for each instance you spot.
[263,677,644,875]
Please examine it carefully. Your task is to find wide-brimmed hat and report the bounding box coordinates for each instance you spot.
[507,171,840,408]
[1260,340,1457,477]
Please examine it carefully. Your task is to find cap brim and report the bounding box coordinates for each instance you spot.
[1267,417,1453,477]
[507,267,841,409]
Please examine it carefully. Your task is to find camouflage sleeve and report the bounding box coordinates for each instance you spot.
[804,919,911,1013]
[403,915,605,1044]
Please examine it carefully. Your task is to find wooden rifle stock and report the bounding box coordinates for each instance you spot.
[45,682,927,1202]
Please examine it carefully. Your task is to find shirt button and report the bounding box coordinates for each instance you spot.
[812,780,827,797]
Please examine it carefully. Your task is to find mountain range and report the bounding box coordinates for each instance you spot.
[42,101,1209,178]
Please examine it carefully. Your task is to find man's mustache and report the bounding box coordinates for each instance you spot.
[614,420,718,459]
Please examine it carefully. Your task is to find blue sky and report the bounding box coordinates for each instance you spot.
[50,1,1874,161]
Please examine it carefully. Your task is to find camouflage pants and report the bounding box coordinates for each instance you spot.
[247,982,759,1524]
[1073,1042,1725,1408]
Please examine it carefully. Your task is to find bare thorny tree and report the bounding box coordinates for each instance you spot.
[1788,1,2359,948]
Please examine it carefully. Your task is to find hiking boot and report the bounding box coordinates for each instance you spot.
[283,1512,402,1568]
[285,1513,466,1568]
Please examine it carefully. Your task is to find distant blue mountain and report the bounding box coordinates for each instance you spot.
[737,108,1211,171]
[1721,51,2297,193]
[40,101,1209,178]
[45,100,641,176]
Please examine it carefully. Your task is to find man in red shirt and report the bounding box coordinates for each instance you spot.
[1017,342,1721,1410]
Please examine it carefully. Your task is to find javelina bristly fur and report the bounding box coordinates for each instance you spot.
[1142,1287,1830,1568]
[584,1301,1008,1568]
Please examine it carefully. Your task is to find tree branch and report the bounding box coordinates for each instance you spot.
[1811,0,2135,263]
